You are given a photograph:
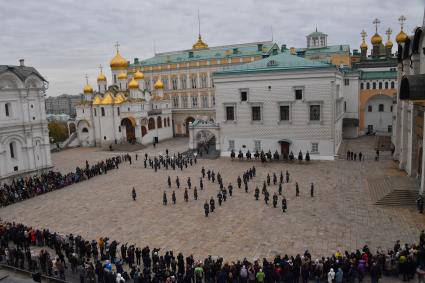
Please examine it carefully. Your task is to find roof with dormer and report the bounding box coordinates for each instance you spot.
[0,65,46,82]
[214,51,333,75]
[130,41,279,67]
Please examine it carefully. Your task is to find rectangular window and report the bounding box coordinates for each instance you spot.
[201,96,208,108]
[191,76,197,89]
[163,77,169,90]
[94,108,97,116]
[226,106,235,121]
[254,140,261,152]
[344,79,350,86]
[309,105,320,121]
[240,89,248,102]
[252,106,261,121]
[379,104,384,112]
[295,89,303,100]
[117,107,120,116]
[279,105,290,121]
[172,78,178,90]
[101,107,105,116]
[228,140,235,151]
[388,125,392,133]
[180,76,187,89]
[9,143,15,159]
[5,103,10,117]
[192,96,198,108]
[311,142,319,153]
[182,96,188,108]
[173,96,179,108]
[368,105,372,112]
[201,74,207,88]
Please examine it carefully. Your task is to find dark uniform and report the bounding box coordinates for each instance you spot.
[228,184,233,197]
[267,174,270,186]
[187,177,191,190]
[272,193,278,208]
[237,176,242,189]
[278,183,282,195]
[163,192,167,205]
[194,187,198,200]
[200,178,203,190]
[310,183,314,197]
[254,187,260,200]
[184,189,189,202]
[244,182,248,193]
[286,170,290,183]
[264,191,269,205]
[210,198,215,212]
[167,176,171,188]
[296,183,299,197]
[282,198,287,212]
[172,191,176,204]
[273,173,277,185]
[217,192,222,206]
[132,188,136,201]
[176,177,180,189]
[204,202,209,217]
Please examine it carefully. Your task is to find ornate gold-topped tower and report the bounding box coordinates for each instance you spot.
[396,15,408,44]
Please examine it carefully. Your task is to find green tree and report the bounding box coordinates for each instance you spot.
[48,121,69,143]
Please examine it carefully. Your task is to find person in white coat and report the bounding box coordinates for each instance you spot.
[328,268,335,283]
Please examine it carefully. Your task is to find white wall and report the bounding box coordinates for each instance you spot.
[364,95,393,133]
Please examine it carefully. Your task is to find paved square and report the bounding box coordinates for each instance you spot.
[0,137,424,261]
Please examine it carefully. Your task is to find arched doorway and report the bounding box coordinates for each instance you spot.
[157,116,162,128]
[141,126,147,137]
[185,116,195,136]
[121,118,136,143]
[278,140,291,160]
[148,118,155,130]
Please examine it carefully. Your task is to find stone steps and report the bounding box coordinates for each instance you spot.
[368,176,419,206]
[376,190,418,206]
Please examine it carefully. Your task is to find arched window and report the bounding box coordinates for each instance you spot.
[391,81,395,89]
[372,82,376,89]
[9,142,15,158]
[157,116,162,128]
[385,82,388,89]
[360,83,364,90]
[378,82,382,89]
[5,103,10,117]
[366,82,370,89]
[148,118,155,130]
[163,117,167,127]
[82,128,89,133]
[167,117,170,127]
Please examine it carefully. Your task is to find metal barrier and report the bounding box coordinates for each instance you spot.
[0,263,67,283]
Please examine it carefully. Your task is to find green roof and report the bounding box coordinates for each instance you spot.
[214,51,334,75]
[130,41,279,67]
[307,30,327,37]
[360,70,397,80]
[296,44,350,55]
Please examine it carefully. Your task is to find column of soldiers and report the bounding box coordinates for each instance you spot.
[143,152,197,172]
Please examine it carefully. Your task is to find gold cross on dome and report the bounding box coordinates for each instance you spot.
[386,28,392,40]
[361,30,367,40]
[373,18,381,33]
[85,74,89,84]
[114,41,120,52]
[98,64,103,73]
[399,15,406,30]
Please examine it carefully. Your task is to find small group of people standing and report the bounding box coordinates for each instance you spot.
[346,150,363,161]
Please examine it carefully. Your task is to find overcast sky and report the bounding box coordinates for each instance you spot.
[0,0,423,96]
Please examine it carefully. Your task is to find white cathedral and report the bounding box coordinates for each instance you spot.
[0,60,52,182]
[75,48,173,147]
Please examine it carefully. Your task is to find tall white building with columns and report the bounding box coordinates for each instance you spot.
[0,60,52,182]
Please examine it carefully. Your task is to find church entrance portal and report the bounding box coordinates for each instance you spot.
[121,118,136,143]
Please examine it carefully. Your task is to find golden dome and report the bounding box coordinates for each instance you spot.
[83,83,93,94]
[134,70,144,80]
[154,77,164,89]
[192,34,208,49]
[97,72,107,82]
[114,93,126,104]
[371,33,382,45]
[128,78,139,89]
[360,41,368,49]
[385,40,393,48]
[100,92,114,105]
[396,30,408,43]
[92,95,102,105]
[117,72,128,80]
[110,51,128,70]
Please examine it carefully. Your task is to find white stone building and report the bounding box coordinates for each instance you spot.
[0,60,52,182]
[393,15,425,194]
[211,52,345,160]
[74,49,173,148]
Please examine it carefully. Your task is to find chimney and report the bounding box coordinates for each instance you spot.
[19,59,24,67]
[281,44,287,52]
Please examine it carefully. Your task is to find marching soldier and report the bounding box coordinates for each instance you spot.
[184,188,189,202]
[237,176,242,189]
[201,167,205,178]
[286,170,290,183]
[278,183,282,195]
[132,187,137,201]
[172,191,176,204]
[204,201,209,217]
[273,173,277,185]
[228,183,233,197]
[280,171,283,184]
[296,183,299,197]
[167,176,171,188]
[272,193,278,208]
[267,174,271,186]
[244,181,249,193]
[310,183,314,197]
[194,187,198,200]
[187,177,191,190]
[255,187,260,200]
[210,197,215,212]
[264,190,270,205]
[282,197,287,212]
[176,177,180,189]
[217,191,223,206]
[163,191,167,205]
[200,178,204,190]
[222,189,227,202]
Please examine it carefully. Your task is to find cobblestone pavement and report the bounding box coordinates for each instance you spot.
[1,137,424,262]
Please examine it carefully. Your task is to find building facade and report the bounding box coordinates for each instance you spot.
[394,14,425,194]
[74,49,173,148]
[212,51,345,160]
[45,94,83,117]
[0,61,52,182]
[129,36,281,136]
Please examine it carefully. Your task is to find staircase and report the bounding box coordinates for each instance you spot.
[368,176,419,206]
[59,132,77,149]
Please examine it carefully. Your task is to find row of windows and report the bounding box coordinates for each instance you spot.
[239,88,305,103]
[172,95,214,109]
[367,104,393,112]
[225,104,321,122]
[360,81,395,90]
[228,140,320,153]
[143,74,211,91]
